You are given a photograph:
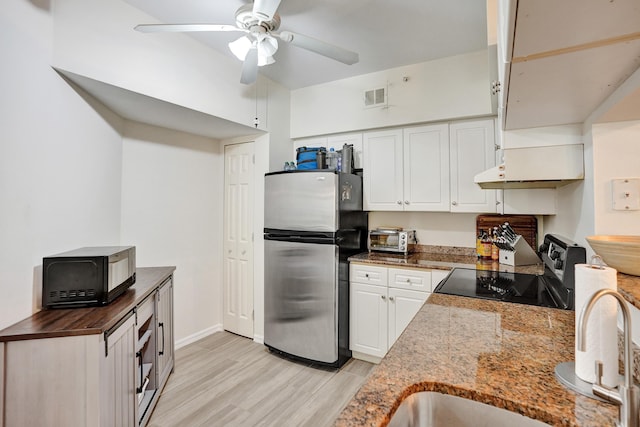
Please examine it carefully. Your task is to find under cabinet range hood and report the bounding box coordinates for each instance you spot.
[474,144,584,189]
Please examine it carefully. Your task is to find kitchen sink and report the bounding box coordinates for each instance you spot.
[387,392,550,427]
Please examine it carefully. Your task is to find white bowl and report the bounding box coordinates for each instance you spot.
[586,235,640,276]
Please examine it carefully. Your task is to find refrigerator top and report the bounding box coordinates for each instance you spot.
[264,170,363,233]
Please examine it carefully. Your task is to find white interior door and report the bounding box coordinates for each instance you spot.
[223,142,254,338]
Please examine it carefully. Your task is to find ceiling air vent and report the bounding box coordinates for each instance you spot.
[364,86,387,108]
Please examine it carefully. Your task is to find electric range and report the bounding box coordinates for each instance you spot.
[434,234,586,310]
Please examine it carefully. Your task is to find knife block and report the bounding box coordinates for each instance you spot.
[499,235,541,266]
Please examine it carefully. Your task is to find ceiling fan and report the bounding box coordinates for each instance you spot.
[134,0,359,85]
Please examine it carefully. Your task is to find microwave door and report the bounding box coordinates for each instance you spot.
[265,171,338,232]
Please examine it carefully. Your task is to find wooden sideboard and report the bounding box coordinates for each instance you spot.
[0,266,175,427]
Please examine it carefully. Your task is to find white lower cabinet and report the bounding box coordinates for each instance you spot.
[350,263,449,362]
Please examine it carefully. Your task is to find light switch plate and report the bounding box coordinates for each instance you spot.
[612,178,640,211]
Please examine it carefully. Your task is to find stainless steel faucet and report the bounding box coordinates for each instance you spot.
[577,288,640,427]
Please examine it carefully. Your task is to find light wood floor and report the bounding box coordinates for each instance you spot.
[148,331,374,427]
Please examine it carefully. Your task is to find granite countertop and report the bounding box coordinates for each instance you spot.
[335,294,618,426]
[342,250,640,426]
[350,250,640,310]
[349,250,545,276]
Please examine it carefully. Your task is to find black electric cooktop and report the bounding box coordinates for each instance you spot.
[433,267,573,310]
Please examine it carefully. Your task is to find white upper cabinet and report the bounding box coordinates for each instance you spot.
[449,119,498,213]
[363,129,404,211]
[363,120,497,213]
[403,125,450,211]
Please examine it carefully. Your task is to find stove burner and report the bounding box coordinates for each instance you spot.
[433,234,585,311]
[434,268,571,310]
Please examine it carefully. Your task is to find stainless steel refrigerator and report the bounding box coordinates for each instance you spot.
[264,170,367,368]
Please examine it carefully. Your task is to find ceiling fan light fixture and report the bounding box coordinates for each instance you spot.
[258,55,275,67]
[228,36,253,61]
[258,36,278,58]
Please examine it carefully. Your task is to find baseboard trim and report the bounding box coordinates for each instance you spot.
[175,324,223,349]
[351,350,382,365]
[253,334,264,344]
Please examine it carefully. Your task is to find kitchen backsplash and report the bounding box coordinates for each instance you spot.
[369,211,478,249]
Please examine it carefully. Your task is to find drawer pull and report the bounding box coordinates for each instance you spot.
[381,295,386,300]
[406,278,411,283]
[365,273,369,278]
[389,296,395,301]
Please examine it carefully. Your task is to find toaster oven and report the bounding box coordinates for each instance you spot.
[42,246,136,308]
[368,228,417,255]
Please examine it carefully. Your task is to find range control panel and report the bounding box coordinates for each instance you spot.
[539,234,586,289]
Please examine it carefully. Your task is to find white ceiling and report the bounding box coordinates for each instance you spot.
[123,0,489,90]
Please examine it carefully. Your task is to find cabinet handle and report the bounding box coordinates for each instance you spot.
[381,295,386,300]
[397,200,402,205]
[159,322,165,356]
[365,273,369,278]
[406,278,411,283]
[404,200,409,205]
[452,201,458,206]
[389,296,395,301]
[136,351,143,393]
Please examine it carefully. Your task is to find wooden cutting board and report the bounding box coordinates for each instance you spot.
[476,214,538,250]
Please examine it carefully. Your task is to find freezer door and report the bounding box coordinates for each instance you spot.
[265,171,338,232]
[264,239,338,363]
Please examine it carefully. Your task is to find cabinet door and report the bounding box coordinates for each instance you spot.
[450,119,498,213]
[363,129,404,211]
[349,283,388,358]
[388,288,429,347]
[403,124,450,211]
[156,278,174,391]
[102,313,137,427]
[327,133,363,169]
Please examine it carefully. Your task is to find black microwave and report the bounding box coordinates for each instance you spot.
[42,246,136,308]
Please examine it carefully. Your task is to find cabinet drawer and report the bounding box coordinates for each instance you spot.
[137,295,155,326]
[389,268,432,292]
[350,263,388,286]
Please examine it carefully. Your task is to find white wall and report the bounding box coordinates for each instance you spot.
[120,121,223,343]
[0,1,125,330]
[290,49,495,138]
[52,0,270,132]
[592,120,640,234]
[369,212,478,249]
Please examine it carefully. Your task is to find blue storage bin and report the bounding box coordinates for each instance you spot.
[296,146,324,170]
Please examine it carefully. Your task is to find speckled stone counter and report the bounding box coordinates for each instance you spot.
[348,250,545,275]
[618,273,640,310]
[335,294,618,427]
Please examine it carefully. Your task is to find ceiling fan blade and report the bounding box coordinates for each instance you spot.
[252,0,282,21]
[134,24,246,33]
[276,31,359,65]
[240,48,259,85]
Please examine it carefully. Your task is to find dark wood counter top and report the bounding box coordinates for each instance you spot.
[0,266,175,342]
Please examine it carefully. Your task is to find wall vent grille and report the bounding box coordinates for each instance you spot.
[364,86,387,108]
